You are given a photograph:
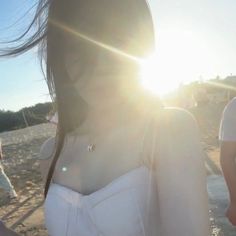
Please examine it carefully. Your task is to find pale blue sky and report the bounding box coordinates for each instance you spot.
[0,0,236,111]
[0,0,50,111]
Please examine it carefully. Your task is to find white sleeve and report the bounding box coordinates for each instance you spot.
[39,137,56,160]
[219,98,236,141]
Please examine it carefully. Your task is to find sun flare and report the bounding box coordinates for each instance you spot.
[140,30,208,97]
[140,54,180,97]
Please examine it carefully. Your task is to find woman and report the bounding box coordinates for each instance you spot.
[1,0,210,235]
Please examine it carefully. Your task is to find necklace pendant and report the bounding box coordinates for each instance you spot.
[87,144,95,152]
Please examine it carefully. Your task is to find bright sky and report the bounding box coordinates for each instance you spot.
[0,0,236,110]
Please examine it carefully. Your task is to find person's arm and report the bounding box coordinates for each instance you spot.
[219,99,236,225]
[153,108,210,236]
[220,141,236,225]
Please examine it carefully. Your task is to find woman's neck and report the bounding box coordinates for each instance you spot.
[71,89,155,136]
[77,97,148,136]
[86,103,137,132]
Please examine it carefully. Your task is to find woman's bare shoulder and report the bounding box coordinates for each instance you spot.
[148,107,199,143]
[158,107,198,130]
[39,137,56,160]
[161,106,196,120]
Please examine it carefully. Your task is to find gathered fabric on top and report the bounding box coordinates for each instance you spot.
[44,166,161,236]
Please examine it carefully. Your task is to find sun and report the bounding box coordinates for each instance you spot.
[139,30,208,97]
[140,54,180,97]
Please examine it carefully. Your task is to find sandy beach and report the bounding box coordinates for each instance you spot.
[0,103,235,235]
[0,123,55,235]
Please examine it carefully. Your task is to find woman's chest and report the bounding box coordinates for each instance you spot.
[53,129,144,194]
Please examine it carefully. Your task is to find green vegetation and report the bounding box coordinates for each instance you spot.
[0,102,53,132]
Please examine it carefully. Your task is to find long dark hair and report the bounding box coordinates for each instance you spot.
[0,0,156,197]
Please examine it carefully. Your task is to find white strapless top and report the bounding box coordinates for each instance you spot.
[44,166,161,236]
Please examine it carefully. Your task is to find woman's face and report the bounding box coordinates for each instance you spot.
[64,36,139,109]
